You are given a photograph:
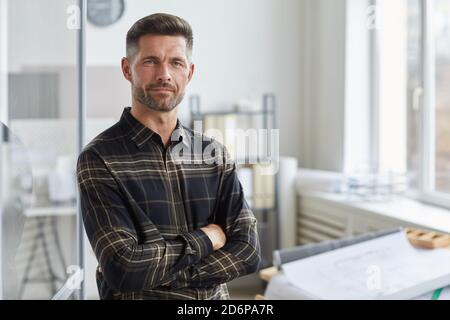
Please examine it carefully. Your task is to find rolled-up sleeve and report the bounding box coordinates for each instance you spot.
[77,150,214,292]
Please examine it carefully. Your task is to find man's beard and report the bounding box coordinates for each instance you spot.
[133,84,185,113]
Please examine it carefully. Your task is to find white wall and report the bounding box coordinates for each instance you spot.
[344,0,372,174]
[299,0,347,171]
[8,0,78,72]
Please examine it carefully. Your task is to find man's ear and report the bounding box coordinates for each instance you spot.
[121,57,132,82]
[187,63,195,83]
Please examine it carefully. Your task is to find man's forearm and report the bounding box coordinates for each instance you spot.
[160,212,261,288]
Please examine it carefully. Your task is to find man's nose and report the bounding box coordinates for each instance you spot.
[156,63,171,82]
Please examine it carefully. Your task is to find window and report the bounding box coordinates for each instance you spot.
[370,0,450,207]
[434,0,450,195]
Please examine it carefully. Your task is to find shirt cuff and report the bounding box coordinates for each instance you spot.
[181,229,214,262]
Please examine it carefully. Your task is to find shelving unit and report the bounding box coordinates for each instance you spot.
[189,94,279,268]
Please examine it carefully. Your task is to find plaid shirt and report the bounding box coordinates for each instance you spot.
[76,107,261,300]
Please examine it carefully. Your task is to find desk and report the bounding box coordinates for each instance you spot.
[258,228,450,300]
[18,205,76,298]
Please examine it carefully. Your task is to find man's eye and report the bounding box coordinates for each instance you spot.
[173,62,184,67]
[144,60,156,64]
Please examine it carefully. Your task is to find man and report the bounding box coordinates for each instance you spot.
[76,13,261,300]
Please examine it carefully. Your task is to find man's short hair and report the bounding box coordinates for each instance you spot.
[126,13,193,61]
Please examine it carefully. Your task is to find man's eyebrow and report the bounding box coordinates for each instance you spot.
[141,55,160,61]
[170,56,187,62]
[141,55,187,63]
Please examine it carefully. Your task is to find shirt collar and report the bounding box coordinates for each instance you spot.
[120,107,190,149]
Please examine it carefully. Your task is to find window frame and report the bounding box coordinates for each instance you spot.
[416,0,450,208]
[370,0,450,209]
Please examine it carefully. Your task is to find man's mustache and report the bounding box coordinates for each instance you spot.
[145,83,176,91]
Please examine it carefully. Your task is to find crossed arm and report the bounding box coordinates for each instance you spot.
[77,149,261,292]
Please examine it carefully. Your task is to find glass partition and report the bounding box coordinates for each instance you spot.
[0,0,83,299]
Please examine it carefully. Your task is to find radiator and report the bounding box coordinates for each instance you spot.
[296,194,399,245]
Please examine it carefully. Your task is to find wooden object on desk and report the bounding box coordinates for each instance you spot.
[406,228,450,249]
[259,266,279,282]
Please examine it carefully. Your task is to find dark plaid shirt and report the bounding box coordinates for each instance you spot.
[76,107,261,300]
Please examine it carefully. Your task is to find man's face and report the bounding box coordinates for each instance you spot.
[122,34,194,113]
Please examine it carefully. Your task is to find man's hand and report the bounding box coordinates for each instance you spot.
[200,224,226,251]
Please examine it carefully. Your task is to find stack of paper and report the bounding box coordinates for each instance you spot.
[282,231,450,299]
